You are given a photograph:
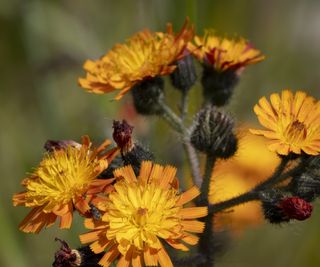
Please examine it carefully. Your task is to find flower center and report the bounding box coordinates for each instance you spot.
[107,181,181,253]
[284,120,307,144]
[25,147,98,206]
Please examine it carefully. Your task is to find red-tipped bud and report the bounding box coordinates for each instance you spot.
[112,120,134,154]
[279,197,313,221]
[53,238,81,267]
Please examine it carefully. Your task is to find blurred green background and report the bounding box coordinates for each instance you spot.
[1,0,320,266]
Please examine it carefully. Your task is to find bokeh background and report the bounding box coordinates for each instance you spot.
[1,0,320,266]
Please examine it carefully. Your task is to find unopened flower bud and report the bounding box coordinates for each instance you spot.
[122,144,154,175]
[53,238,81,267]
[53,238,103,267]
[112,120,134,154]
[260,190,290,224]
[131,77,164,115]
[170,53,197,92]
[190,105,237,158]
[291,156,320,201]
[201,67,239,106]
[44,140,81,152]
[279,197,313,221]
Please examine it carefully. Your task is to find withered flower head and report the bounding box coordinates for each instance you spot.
[112,120,134,154]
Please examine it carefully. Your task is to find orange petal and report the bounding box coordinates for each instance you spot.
[59,211,73,229]
[176,186,200,206]
[157,247,173,267]
[98,244,120,267]
[181,220,205,233]
[178,207,208,219]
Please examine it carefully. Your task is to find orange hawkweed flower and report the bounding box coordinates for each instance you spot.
[12,136,118,233]
[189,31,265,72]
[80,161,207,267]
[79,20,194,100]
[250,90,320,155]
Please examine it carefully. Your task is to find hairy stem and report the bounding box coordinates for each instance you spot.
[180,91,189,122]
[209,156,306,215]
[197,154,216,267]
[158,100,202,187]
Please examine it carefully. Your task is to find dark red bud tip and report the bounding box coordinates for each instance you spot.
[112,120,134,154]
[53,238,81,267]
[279,197,313,221]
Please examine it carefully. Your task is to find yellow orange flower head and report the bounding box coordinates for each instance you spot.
[250,90,320,155]
[79,19,194,100]
[12,136,119,233]
[189,31,265,72]
[80,161,207,267]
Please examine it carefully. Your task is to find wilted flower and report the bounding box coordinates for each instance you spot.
[80,161,207,267]
[79,20,193,100]
[250,90,320,155]
[13,136,118,233]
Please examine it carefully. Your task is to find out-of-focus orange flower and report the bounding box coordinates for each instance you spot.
[251,90,320,155]
[209,128,280,233]
[79,20,193,100]
[189,31,265,73]
[13,136,118,233]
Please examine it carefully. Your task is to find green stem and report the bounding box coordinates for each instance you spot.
[180,91,189,122]
[158,100,202,187]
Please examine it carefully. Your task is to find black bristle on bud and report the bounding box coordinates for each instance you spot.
[53,239,103,267]
[131,77,164,115]
[291,156,320,201]
[122,144,154,175]
[190,105,237,158]
[170,53,197,92]
[98,155,123,179]
[260,190,290,224]
[201,66,239,106]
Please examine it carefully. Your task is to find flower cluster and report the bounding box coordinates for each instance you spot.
[13,18,320,267]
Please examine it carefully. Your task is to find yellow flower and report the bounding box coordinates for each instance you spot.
[189,31,265,72]
[80,161,207,267]
[79,20,193,100]
[12,136,119,233]
[250,90,320,155]
[210,129,280,233]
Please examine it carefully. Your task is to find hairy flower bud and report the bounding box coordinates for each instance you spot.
[260,190,289,224]
[260,190,312,223]
[53,238,103,267]
[201,67,239,106]
[291,156,320,201]
[122,143,154,175]
[190,105,237,158]
[279,197,313,221]
[131,77,164,115]
[112,120,134,154]
[170,53,197,92]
